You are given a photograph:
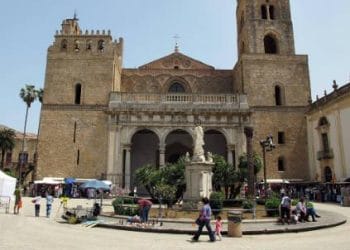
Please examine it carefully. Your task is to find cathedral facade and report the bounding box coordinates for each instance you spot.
[37,0,311,189]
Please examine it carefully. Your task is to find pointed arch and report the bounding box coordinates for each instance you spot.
[168,82,185,93]
[264,34,278,54]
[61,39,68,51]
[163,77,191,93]
[319,116,329,126]
[130,129,160,193]
[98,40,105,51]
[204,129,228,160]
[165,129,193,164]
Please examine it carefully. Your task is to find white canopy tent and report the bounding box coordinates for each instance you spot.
[0,170,17,200]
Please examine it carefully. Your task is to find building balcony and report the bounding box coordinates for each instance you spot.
[317,149,334,161]
[108,92,249,113]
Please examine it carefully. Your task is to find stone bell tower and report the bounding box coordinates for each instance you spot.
[233,0,312,181]
[37,15,123,180]
[236,0,295,57]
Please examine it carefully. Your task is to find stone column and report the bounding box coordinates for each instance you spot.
[124,144,131,190]
[159,144,166,168]
[227,144,234,165]
[107,124,117,181]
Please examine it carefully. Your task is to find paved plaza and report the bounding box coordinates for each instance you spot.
[1,198,350,250]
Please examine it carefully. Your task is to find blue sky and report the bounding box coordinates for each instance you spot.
[0,0,349,133]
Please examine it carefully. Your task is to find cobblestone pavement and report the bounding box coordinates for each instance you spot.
[0,198,349,250]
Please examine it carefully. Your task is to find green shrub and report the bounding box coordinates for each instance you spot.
[210,192,225,216]
[123,197,135,204]
[291,199,298,206]
[242,200,254,210]
[265,195,280,217]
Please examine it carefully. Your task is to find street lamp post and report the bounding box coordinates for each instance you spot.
[260,135,275,195]
[244,127,254,198]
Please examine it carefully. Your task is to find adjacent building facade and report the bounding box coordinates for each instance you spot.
[0,124,37,175]
[37,0,312,189]
[307,82,350,183]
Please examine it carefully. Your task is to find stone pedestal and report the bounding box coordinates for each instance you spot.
[183,162,214,204]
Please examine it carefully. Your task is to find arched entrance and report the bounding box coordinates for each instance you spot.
[130,129,159,192]
[165,130,193,164]
[204,130,227,160]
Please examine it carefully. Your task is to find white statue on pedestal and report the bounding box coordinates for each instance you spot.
[193,125,206,162]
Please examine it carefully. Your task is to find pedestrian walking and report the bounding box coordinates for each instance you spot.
[215,215,223,240]
[32,195,41,217]
[13,187,22,215]
[46,193,54,218]
[192,197,215,242]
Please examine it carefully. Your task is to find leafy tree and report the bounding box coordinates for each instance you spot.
[153,183,177,207]
[0,128,16,170]
[135,158,186,205]
[212,155,240,199]
[238,152,263,181]
[135,164,160,197]
[19,84,38,184]
[209,191,225,216]
[224,152,263,199]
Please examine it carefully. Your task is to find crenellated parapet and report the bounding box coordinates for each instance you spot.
[49,17,123,57]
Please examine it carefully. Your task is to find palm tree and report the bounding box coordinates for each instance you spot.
[0,128,16,170]
[19,84,37,185]
[33,88,43,181]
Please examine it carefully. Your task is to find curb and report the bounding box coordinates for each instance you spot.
[96,217,347,235]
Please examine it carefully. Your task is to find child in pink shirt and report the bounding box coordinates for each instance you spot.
[215,215,223,240]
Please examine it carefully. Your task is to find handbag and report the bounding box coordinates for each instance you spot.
[195,217,201,225]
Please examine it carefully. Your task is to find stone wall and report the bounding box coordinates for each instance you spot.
[251,108,309,180]
[121,69,233,94]
[37,108,108,179]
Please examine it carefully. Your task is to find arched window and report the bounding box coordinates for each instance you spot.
[74,40,80,52]
[98,40,105,51]
[61,39,68,51]
[264,35,278,54]
[275,85,282,105]
[168,82,185,93]
[75,83,82,104]
[269,6,275,19]
[324,167,332,182]
[278,156,285,171]
[261,5,268,19]
[86,40,92,50]
[319,116,329,126]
